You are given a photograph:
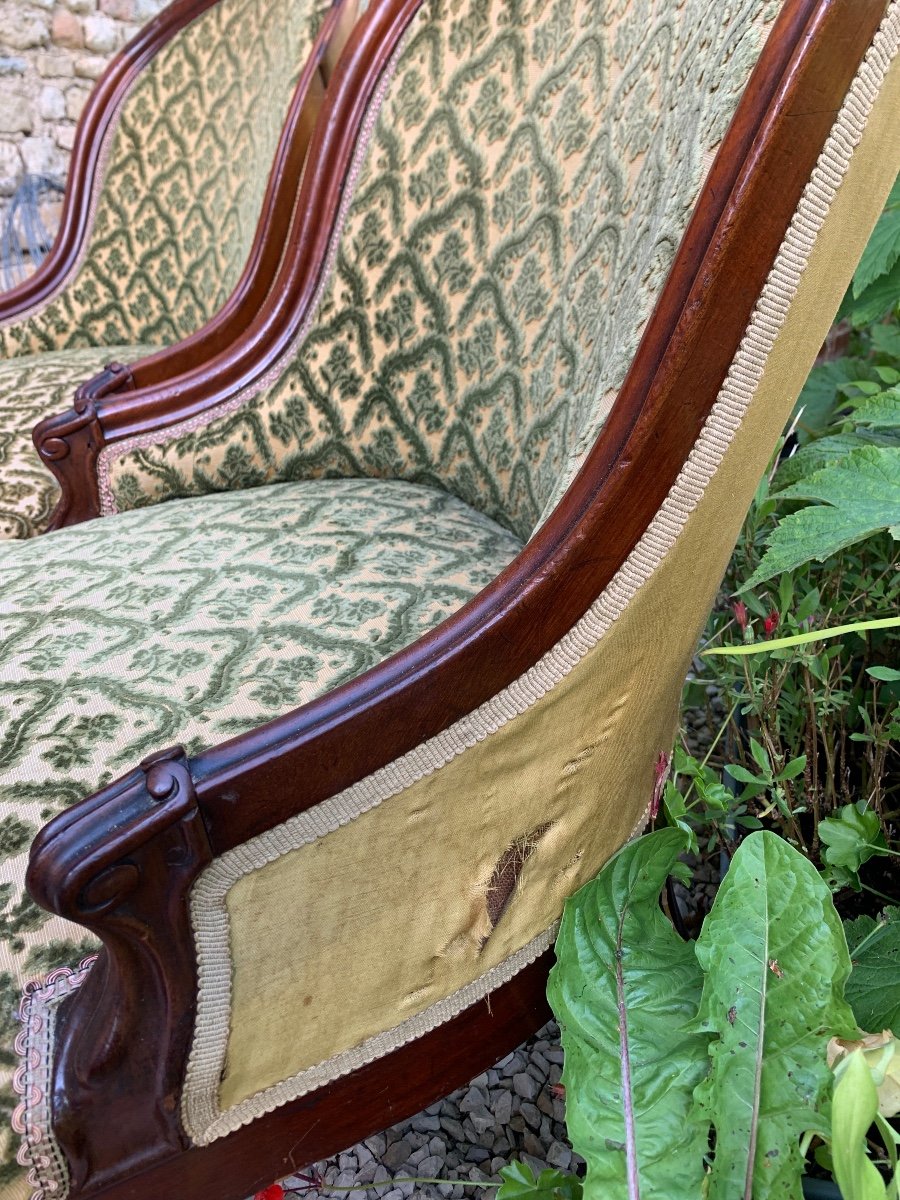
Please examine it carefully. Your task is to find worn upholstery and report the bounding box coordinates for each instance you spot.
[0,0,331,359]
[0,345,151,540]
[0,476,521,1193]
[105,0,778,536]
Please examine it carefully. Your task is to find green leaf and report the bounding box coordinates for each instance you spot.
[868,666,900,682]
[745,448,900,587]
[692,831,857,1200]
[750,738,771,774]
[496,1163,583,1200]
[775,434,896,493]
[844,909,900,1035]
[793,358,872,443]
[843,257,900,326]
[831,1050,888,1200]
[726,764,763,785]
[854,207,900,296]
[548,829,709,1200]
[871,323,900,358]
[776,755,807,781]
[853,388,900,430]
[819,803,888,874]
[702,617,900,655]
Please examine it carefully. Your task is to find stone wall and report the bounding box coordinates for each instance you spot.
[0,0,167,205]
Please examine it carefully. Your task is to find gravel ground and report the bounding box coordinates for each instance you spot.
[261,1022,582,1199]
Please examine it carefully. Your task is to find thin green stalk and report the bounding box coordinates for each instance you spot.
[702,616,900,657]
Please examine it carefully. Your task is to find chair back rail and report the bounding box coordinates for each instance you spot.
[1,0,339,355]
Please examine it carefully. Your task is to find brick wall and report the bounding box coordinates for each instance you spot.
[0,0,167,209]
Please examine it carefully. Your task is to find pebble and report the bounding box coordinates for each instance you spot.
[491,1089,513,1125]
[513,1072,540,1101]
[547,1141,572,1170]
[468,1105,495,1136]
[270,1022,584,1200]
[382,1138,412,1170]
[520,1102,542,1130]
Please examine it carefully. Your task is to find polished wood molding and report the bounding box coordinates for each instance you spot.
[26,747,212,1196]
[0,0,217,324]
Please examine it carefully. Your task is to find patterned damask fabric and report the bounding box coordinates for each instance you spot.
[107,0,781,538]
[0,344,151,541]
[0,0,331,359]
[0,475,522,1193]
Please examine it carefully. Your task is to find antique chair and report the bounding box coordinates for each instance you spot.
[0,0,361,540]
[1,0,898,1198]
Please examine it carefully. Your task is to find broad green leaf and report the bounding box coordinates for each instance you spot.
[692,831,857,1200]
[871,323,900,358]
[819,803,887,875]
[496,1162,583,1200]
[548,829,709,1200]
[868,666,900,682]
[745,448,900,587]
[853,388,900,429]
[845,909,900,1035]
[774,431,895,490]
[831,1050,888,1200]
[793,358,872,443]
[843,257,900,326]
[829,1031,900,1119]
[854,207,900,296]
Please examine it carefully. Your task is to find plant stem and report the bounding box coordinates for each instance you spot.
[615,907,641,1200]
[702,615,900,656]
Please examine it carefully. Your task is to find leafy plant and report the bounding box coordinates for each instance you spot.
[495,1163,583,1200]
[546,829,864,1200]
[693,831,856,1199]
[548,829,708,1200]
[830,1050,893,1200]
[844,910,900,1035]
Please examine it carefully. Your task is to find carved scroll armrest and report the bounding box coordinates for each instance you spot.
[26,746,212,1197]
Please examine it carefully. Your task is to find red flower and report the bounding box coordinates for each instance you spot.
[732,600,749,632]
[255,1186,285,1200]
[764,608,780,636]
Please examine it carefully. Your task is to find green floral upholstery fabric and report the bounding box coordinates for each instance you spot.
[0,345,151,541]
[106,0,781,538]
[0,476,522,1193]
[0,0,331,359]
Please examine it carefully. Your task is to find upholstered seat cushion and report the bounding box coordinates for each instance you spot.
[0,345,153,540]
[0,476,521,1193]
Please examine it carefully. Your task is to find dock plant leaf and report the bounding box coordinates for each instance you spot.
[692,831,857,1199]
[548,828,709,1200]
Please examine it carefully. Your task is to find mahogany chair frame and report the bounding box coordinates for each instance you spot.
[21,0,891,1196]
[1,0,351,474]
